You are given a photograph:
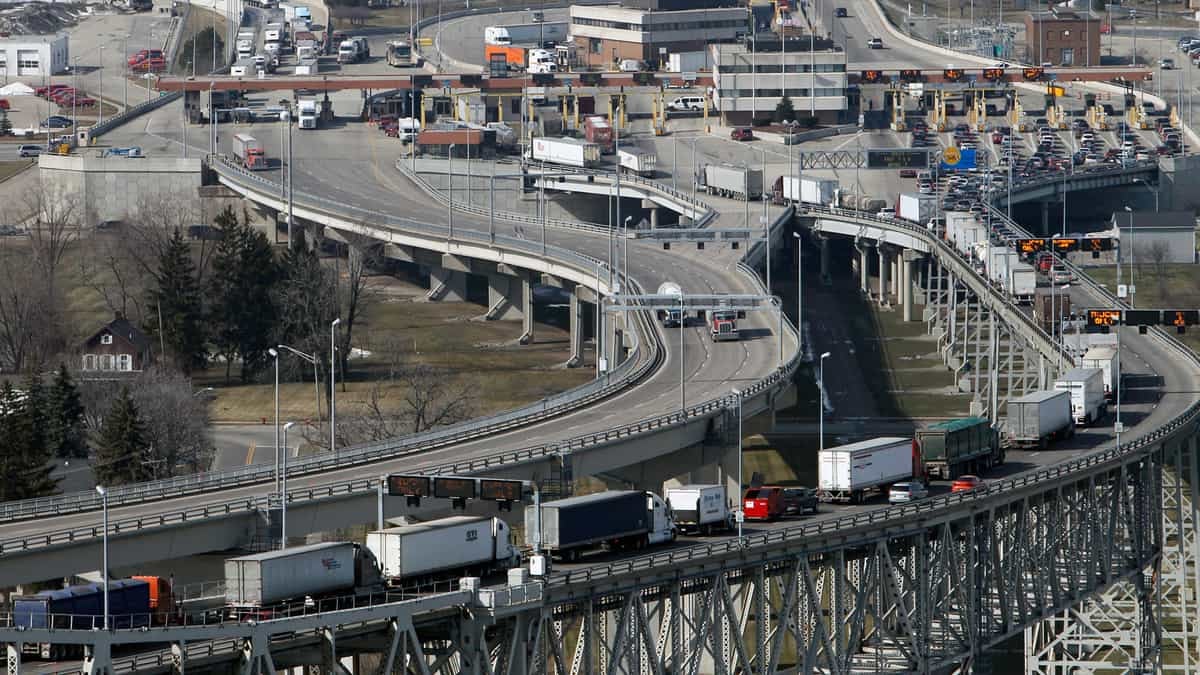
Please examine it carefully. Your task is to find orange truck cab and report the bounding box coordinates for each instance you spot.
[742,486,785,520]
[131,575,176,624]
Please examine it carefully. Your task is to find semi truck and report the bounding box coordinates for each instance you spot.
[774,175,836,206]
[897,192,937,225]
[1008,262,1037,304]
[224,542,383,614]
[702,164,763,201]
[232,134,267,170]
[945,211,986,255]
[14,578,167,659]
[817,437,914,503]
[524,490,676,562]
[367,516,520,585]
[664,485,731,535]
[386,39,421,67]
[1034,286,1070,333]
[337,37,369,64]
[1005,390,1073,448]
[297,99,319,128]
[484,22,568,47]
[709,309,740,341]
[836,192,889,213]
[618,148,657,177]
[1081,346,1119,401]
[914,416,1002,480]
[1054,367,1107,425]
[528,137,601,168]
[583,115,613,153]
[656,281,684,327]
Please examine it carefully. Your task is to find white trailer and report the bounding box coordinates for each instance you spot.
[618,149,657,177]
[704,164,763,201]
[781,175,837,206]
[986,246,1015,287]
[818,437,913,503]
[667,50,709,73]
[1006,390,1073,448]
[665,485,731,535]
[367,516,519,584]
[225,542,358,608]
[1008,262,1037,304]
[898,192,937,225]
[1080,346,1119,400]
[484,23,568,46]
[945,211,986,255]
[529,137,601,168]
[1054,367,1107,426]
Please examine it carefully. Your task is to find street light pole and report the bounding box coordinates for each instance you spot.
[330,317,341,453]
[819,351,831,451]
[281,421,295,549]
[1124,205,1134,306]
[731,388,743,543]
[447,143,455,239]
[95,486,109,630]
[793,232,803,354]
[269,348,279,494]
[277,344,323,430]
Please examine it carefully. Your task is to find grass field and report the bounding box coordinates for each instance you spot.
[0,160,32,183]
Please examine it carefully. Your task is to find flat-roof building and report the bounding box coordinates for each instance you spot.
[0,34,69,78]
[1024,9,1100,67]
[711,35,848,125]
[570,2,749,69]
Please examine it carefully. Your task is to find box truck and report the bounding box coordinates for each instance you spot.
[665,485,731,535]
[703,164,763,201]
[528,137,601,168]
[914,416,1002,480]
[897,192,937,225]
[367,516,519,585]
[524,490,676,561]
[224,542,378,610]
[1054,367,1107,425]
[775,175,836,206]
[818,437,914,503]
[1005,390,1073,448]
[1081,346,1119,401]
[618,148,657,177]
[231,133,267,170]
[1008,262,1037,304]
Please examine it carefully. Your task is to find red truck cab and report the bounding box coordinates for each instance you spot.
[710,310,740,342]
[743,486,785,520]
[583,115,613,154]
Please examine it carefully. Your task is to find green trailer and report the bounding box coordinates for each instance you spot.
[915,416,1003,480]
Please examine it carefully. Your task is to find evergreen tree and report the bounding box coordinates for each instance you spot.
[0,114,12,137]
[0,381,57,502]
[774,95,796,124]
[148,230,207,373]
[47,365,86,459]
[275,229,335,376]
[209,207,279,382]
[94,388,151,487]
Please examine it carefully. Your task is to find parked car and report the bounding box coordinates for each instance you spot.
[730,127,754,141]
[888,481,929,504]
[782,487,819,515]
[951,475,984,493]
[17,145,41,158]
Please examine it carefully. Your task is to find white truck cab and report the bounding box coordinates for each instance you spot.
[647,493,676,545]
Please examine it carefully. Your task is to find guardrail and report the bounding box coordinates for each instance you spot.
[87,91,183,140]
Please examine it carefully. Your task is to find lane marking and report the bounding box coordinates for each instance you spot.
[245,443,256,466]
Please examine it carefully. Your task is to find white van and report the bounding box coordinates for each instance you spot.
[668,96,705,111]
[618,58,642,72]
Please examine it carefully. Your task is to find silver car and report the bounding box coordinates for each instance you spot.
[889,482,929,504]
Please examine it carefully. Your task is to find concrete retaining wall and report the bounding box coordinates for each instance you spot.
[39,154,203,226]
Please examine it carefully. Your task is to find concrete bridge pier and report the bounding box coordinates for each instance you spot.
[484,268,526,321]
[818,233,832,285]
[855,240,872,294]
[566,284,590,368]
[877,246,890,306]
[427,266,468,302]
[643,200,660,229]
[901,250,924,322]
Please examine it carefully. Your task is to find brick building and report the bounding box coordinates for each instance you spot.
[569,0,748,69]
[1023,9,1100,67]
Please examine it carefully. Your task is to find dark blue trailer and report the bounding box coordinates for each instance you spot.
[524,490,676,562]
[13,579,151,660]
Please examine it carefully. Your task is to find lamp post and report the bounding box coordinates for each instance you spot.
[330,317,341,453]
[281,421,295,549]
[95,486,109,630]
[818,351,831,451]
[278,344,323,430]
[792,232,803,354]
[72,56,79,138]
[623,215,631,287]
[98,45,104,127]
[731,388,743,543]
[269,347,280,494]
[447,143,455,239]
[1123,205,1134,306]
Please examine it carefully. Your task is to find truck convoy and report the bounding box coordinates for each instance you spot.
[232,134,267,170]
[528,137,601,169]
[914,416,1002,480]
[702,164,763,201]
[1005,390,1073,448]
[1054,367,1107,425]
[664,485,731,535]
[656,282,684,327]
[1080,346,1119,401]
[525,490,676,561]
[818,437,914,503]
[774,175,836,206]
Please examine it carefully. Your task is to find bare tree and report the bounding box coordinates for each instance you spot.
[334,242,379,389]
[0,251,48,373]
[76,236,150,326]
[1139,240,1172,297]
